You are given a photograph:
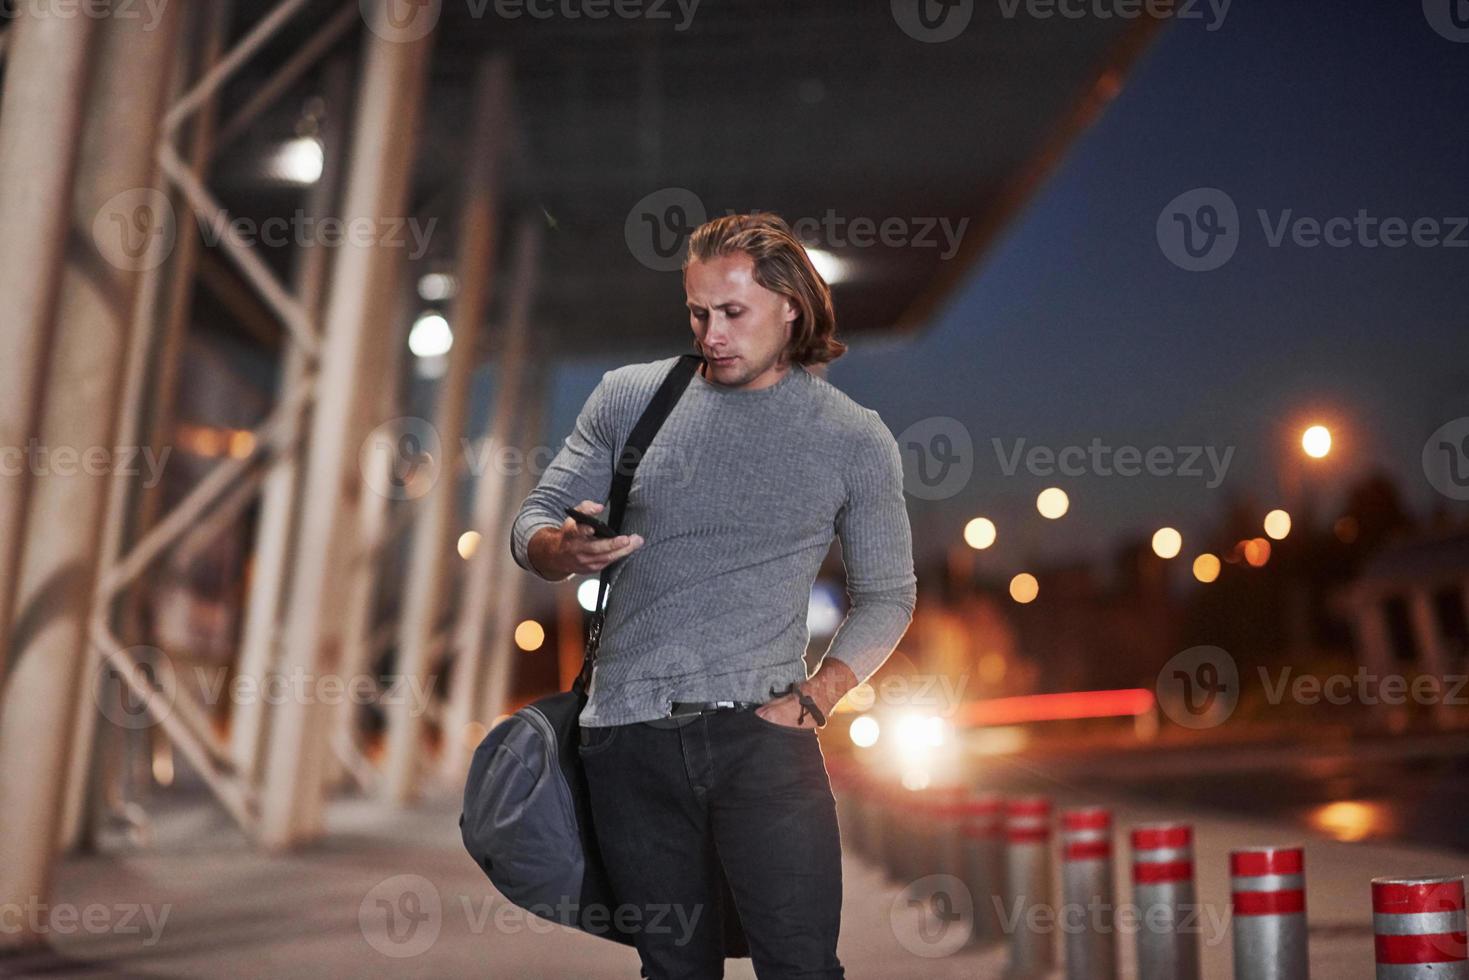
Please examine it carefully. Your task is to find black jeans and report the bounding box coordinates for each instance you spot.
[579,707,845,979]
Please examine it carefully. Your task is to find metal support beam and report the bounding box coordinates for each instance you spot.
[384,55,511,803]
[259,1,435,849]
[440,219,542,780]
[0,2,184,951]
[61,0,237,854]
[232,54,351,785]
[0,4,97,685]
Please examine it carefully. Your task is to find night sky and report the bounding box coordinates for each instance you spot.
[513,0,1469,573]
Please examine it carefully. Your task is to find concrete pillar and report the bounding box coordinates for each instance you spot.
[258,1,434,849]
[0,2,184,950]
[0,4,97,685]
[383,56,511,803]
[439,220,542,780]
[1352,589,1402,730]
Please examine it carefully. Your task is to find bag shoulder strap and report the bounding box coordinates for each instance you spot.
[575,353,703,693]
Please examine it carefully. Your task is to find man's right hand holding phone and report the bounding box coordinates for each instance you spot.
[526,500,645,580]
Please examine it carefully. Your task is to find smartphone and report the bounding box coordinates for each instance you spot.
[564,505,619,539]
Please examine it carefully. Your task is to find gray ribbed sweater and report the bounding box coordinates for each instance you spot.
[510,355,917,727]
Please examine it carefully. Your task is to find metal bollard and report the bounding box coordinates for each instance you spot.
[1131,822,1200,980]
[1062,807,1117,980]
[963,792,1006,945]
[1230,846,1307,980]
[1005,796,1055,978]
[1372,874,1468,980]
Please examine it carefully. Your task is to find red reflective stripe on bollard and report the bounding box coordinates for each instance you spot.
[1231,848,1303,877]
[1374,880,1468,914]
[1007,828,1051,844]
[1133,860,1193,884]
[1232,888,1306,916]
[1064,840,1112,862]
[1131,825,1192,850]
[1374,932,1469,965]
[1062,809,1112,831]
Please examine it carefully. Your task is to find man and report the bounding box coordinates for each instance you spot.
[510,212,917,979]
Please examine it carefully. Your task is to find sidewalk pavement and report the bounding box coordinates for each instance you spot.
[5,771,1464,978]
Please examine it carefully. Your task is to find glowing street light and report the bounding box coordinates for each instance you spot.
[1192,553,1221,583]
[1152,527,1182,559]
[1301,425,1332,459]
[964,517,996,550]
[1036,487,1069,520]
[456,530,481,560]
[1263,509,1292,540]
[408,312,453,358]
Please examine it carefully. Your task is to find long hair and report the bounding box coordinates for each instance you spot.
[682,212,846,366]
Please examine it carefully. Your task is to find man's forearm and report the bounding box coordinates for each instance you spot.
[802,657,858,718]
[525,525,571,582]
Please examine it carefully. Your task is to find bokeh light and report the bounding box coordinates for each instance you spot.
[1009,573,1039,603]
[1192,553,1221,583]
[1263,509,1291,540]
[964,517,997,550]
[1151,527,1182,559]
[1302,424,1332,458]
[1036,487,1069,519]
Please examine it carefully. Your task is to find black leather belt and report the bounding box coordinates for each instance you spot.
[669,699,762,716]
[640,699,762,728]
